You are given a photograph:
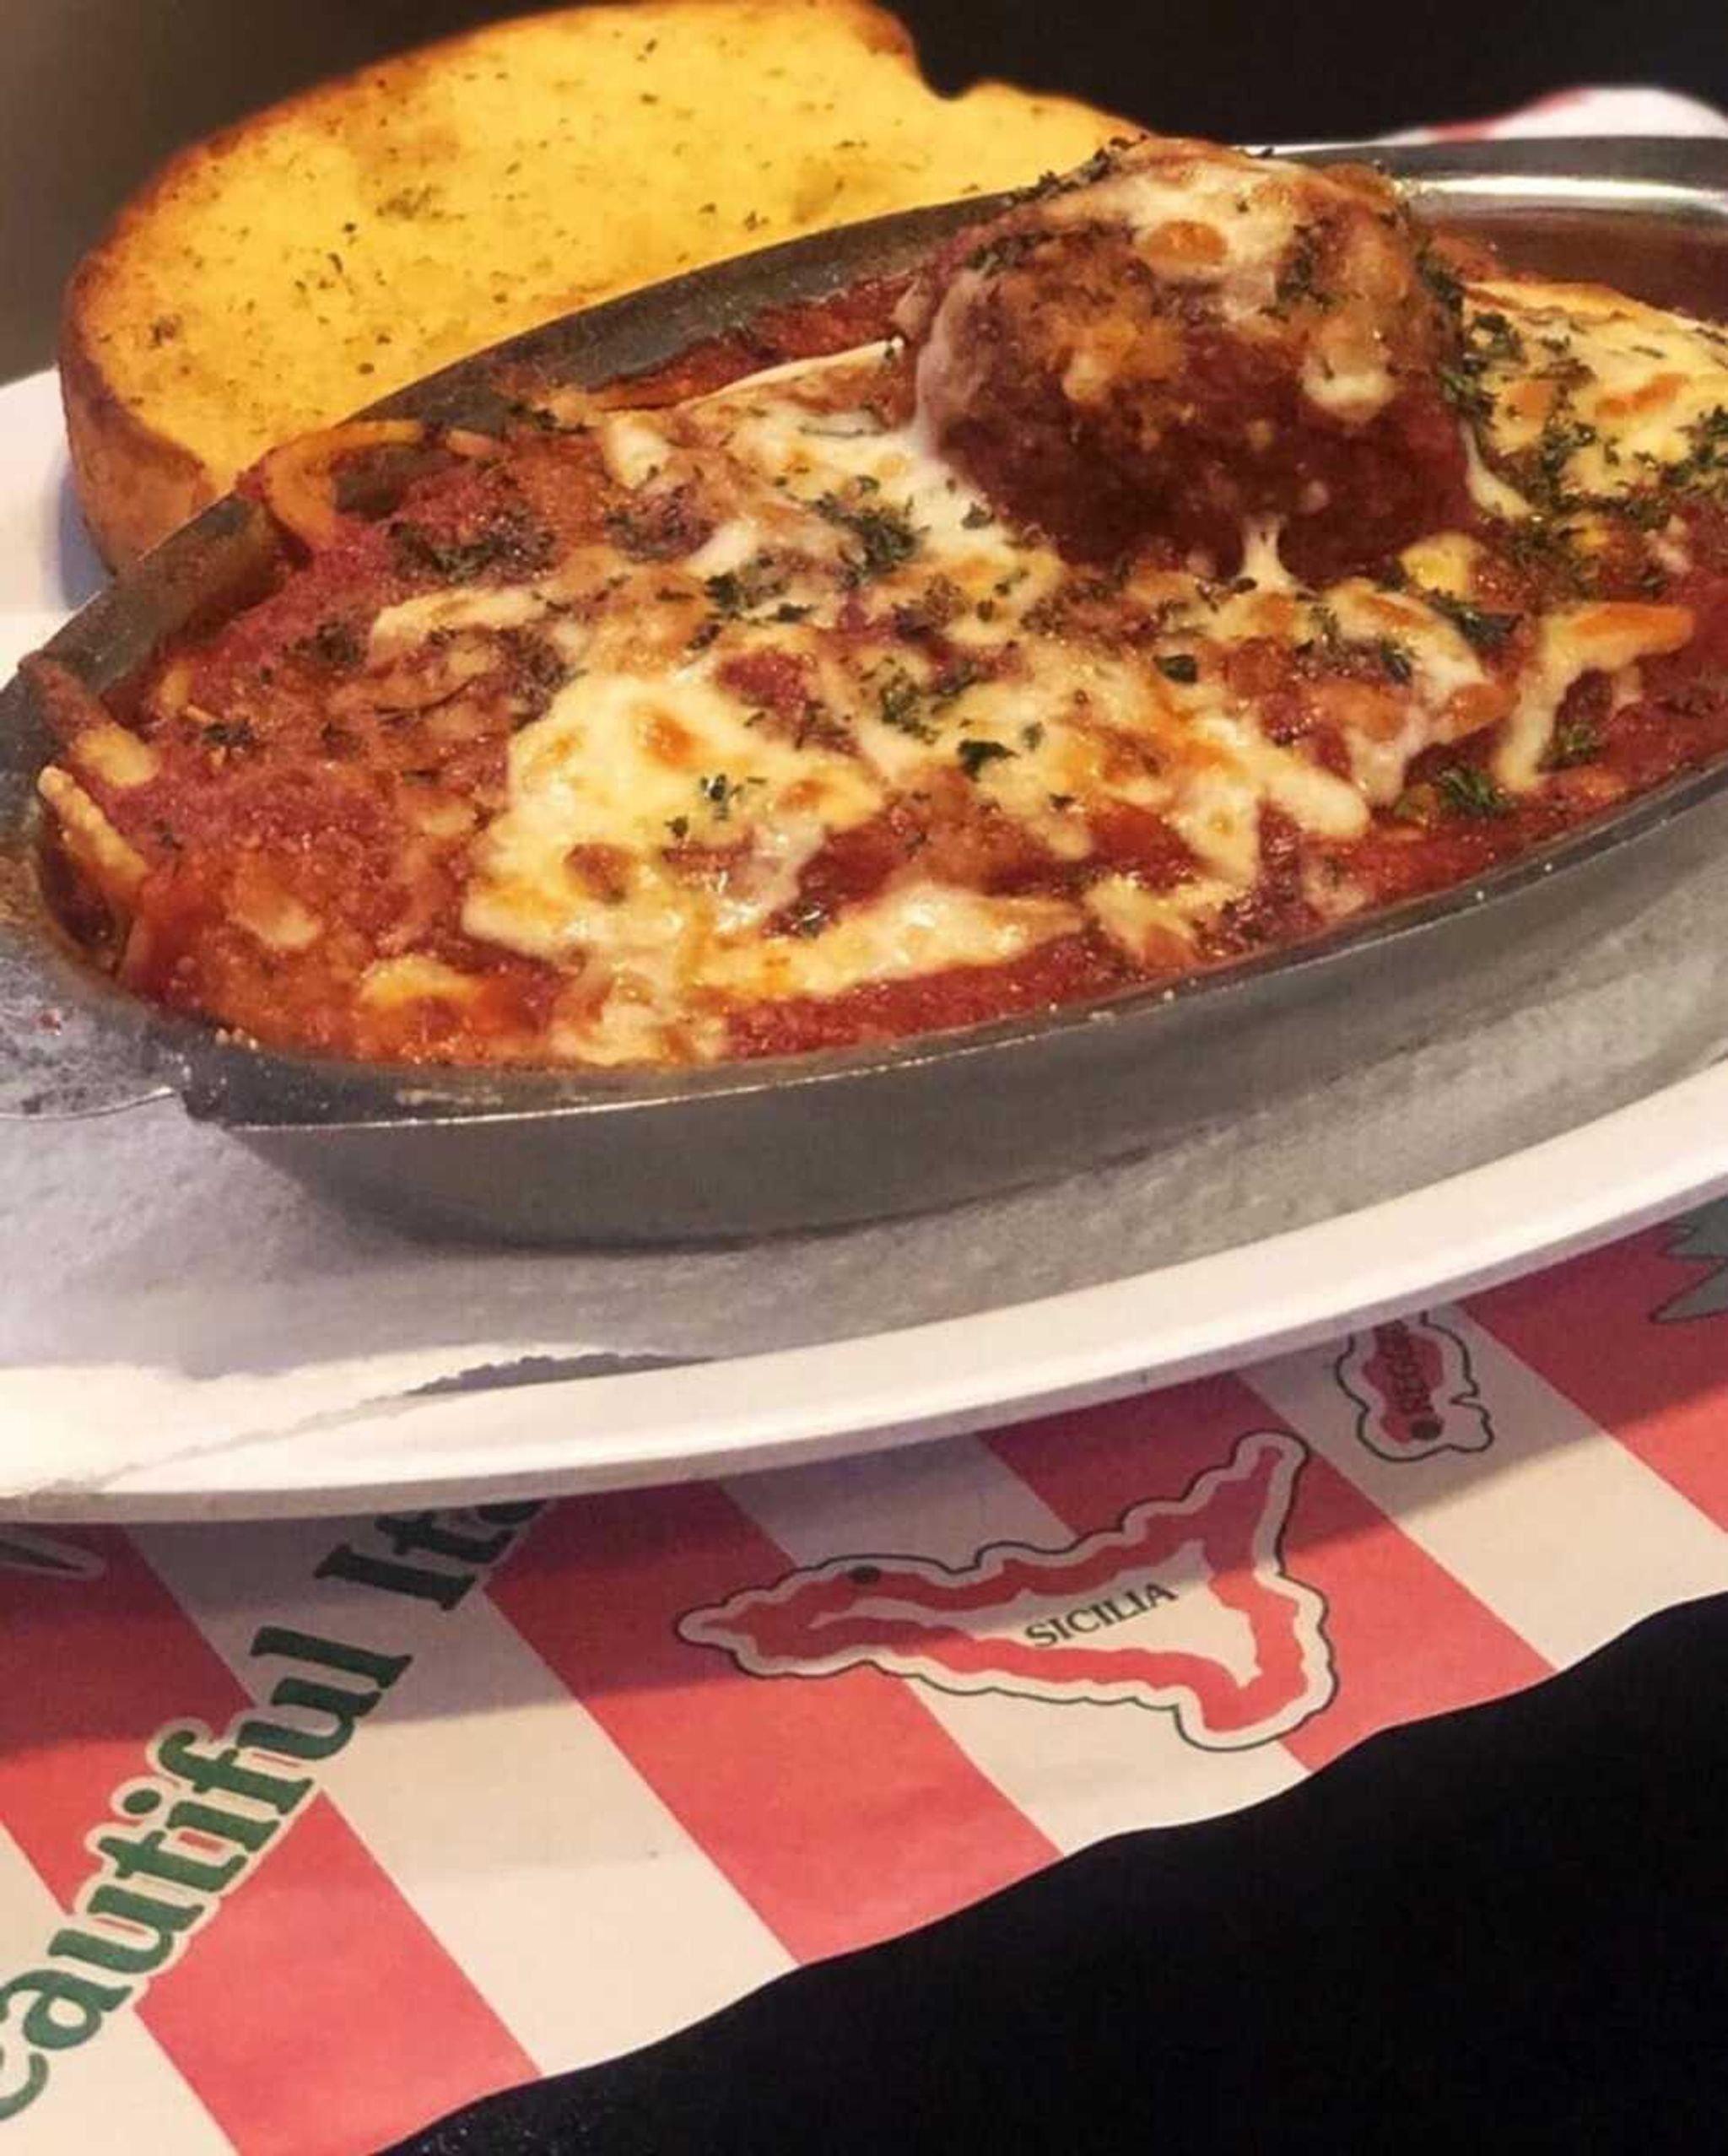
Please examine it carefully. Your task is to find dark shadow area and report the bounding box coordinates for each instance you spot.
[53,465,104,606]
[387,1590,1728,2155]
[3,0,1726,381]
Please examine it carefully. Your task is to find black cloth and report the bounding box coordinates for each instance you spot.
[389,1591,1728,2155]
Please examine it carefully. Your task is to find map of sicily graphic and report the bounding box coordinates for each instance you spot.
[681,1432,1336,1748]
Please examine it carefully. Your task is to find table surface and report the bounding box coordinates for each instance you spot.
[389,1593,1728,2154]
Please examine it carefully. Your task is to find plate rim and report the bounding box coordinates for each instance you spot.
[2,343,1725,1521]
[10,1044,1728,1519]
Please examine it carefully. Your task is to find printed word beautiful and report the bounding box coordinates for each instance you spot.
[0,1500,542,2122]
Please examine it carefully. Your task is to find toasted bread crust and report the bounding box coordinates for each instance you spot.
[61,0,1126,565]
[59,263,217,566]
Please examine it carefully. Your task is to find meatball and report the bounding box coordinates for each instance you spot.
[901,137,1472,583]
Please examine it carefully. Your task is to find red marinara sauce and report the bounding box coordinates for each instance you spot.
[34,175,1728,1073]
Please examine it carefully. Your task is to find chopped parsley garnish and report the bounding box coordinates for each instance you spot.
[1538,349,1592,393]
[962,504,994,529]
[1671,405,1728,495]
[1377,638,1415,684]
[792,702,845,750]
[603,491,705,563]
[1298,602,1344,660]
[816,493,921,582]
[877,668,934,739]
[198,717,256,752]
[1438,364,1494,422]
[705,554,790,616]
[1503,516,1590,591]
[1424,591,1522,651]
[931,657,988,706]
[1155,652,1200,684]
[1468,310,1526,366]
[378,183,439,221]
[1525,407,1600,511]
[390,511,556,582]
[891,576,964,639]
[1435,764,1511,818]
[1543,716,1604,770]
[697,772,752,820]
[1417,245,1465,316]
[1436,309,1529,427]
[665,815,690,841]
[291,618,364,669]
[1272,225,1331,311]
[956,738,1015,780]
[1619,488,1674,532]
[1020,721,1045,749]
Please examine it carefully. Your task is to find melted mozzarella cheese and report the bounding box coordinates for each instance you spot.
[597,411,672,490]
[704,883,1078,1003]
[1238,514,1298,593]
[683,518,764,577]
[1321,580,1495,802]
[1396,531,1482,597]
[36,766,148,905]
[350,311,1708,1063]
[228,867,322,954]
[1472,278,1728,499]
[1040,149,1407,429]
[1493,602,1694,790]
[1157,700,1368,880]
[358,955,482,1009]
[1042,155,1299,324]
[464,668,883,962]
[70,721,159,790]
[1299,327,1393,425]
[1085,872,1236,959]
[722,390,1027,562]
[368,581,552,661]
[1460,424,1533,521]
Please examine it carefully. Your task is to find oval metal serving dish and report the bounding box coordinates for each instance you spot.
[3,137,1727,1244]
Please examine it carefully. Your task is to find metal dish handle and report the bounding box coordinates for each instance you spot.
[0,986,172,1118]
[0,689,171,1117]
[0,497,283,1119]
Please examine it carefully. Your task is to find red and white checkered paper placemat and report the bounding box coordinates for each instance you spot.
[3,87,1728,2155]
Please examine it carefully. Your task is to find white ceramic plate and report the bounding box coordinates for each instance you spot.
[5,365,1728,1521]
